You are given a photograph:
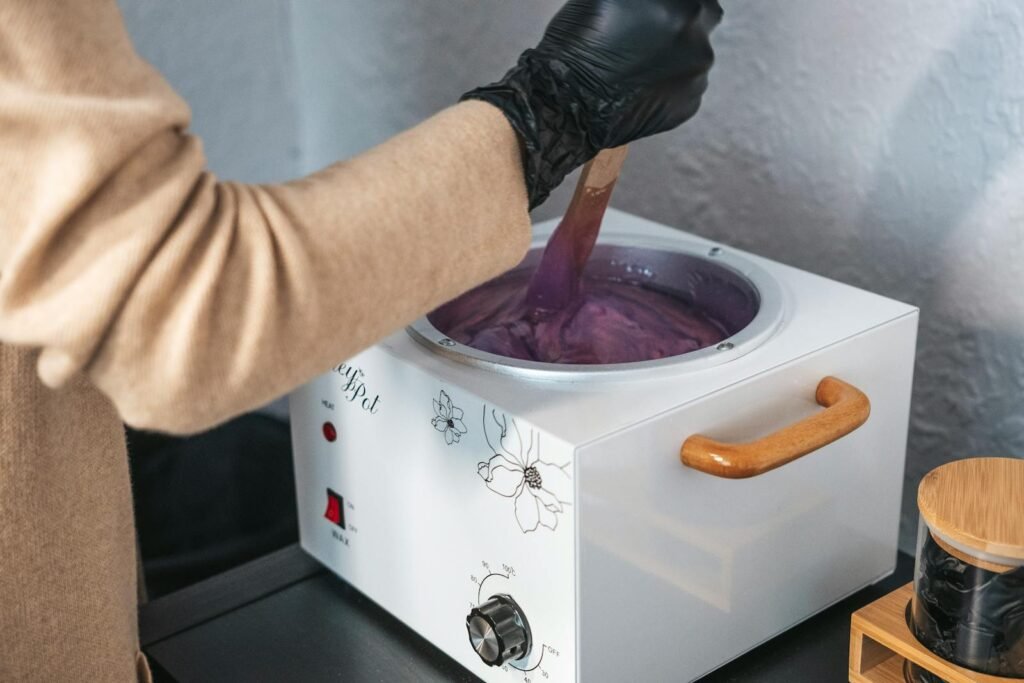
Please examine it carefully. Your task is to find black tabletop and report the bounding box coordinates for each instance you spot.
[140,544,915,682]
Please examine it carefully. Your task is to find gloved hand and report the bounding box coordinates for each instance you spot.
[463,0,723,209]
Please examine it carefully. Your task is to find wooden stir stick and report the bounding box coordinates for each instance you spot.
[525,146,630,311]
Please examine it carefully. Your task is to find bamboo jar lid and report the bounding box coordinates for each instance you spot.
[918,457,1024,564]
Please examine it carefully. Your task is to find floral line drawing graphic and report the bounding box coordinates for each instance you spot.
[431,390,467,445]
[476,407,571,534]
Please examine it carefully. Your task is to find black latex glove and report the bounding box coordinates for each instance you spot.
[463,0,723,209]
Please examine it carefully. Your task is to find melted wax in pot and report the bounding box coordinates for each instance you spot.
[431,150,735,366]
[429,267,732,365]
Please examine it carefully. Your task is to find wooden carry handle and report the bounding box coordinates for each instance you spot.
[680,377,871,479]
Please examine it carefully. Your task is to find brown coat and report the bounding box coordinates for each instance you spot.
[0,2,530,680]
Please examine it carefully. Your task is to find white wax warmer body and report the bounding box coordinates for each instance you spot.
[289,209,919,682]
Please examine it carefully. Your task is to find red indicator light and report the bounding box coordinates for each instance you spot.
[323,422,337,442]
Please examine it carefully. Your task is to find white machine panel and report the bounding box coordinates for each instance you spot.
[291,352,578,682]
[577,314,917,681]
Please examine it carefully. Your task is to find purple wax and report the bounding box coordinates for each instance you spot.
[429,266,732,365]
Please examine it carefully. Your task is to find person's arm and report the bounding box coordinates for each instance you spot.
[0,0,721,435]
[0,1,531,433]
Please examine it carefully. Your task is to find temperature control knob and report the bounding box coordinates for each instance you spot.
[466,594,532,667]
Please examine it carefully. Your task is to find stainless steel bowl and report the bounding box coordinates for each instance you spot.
[407,233,784,383]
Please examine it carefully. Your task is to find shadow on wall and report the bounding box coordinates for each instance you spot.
[847,5,1024,548]
[289,0,581,220]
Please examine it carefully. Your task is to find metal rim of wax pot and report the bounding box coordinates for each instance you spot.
[406,233,785,383]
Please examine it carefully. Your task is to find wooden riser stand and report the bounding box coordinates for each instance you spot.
[849,583,1016,682]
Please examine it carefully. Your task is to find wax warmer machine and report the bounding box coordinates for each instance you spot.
[289,209,919,682]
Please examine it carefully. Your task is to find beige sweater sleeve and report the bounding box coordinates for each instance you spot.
[0,1,531,434]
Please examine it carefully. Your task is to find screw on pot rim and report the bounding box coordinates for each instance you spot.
[917,457,1024,564]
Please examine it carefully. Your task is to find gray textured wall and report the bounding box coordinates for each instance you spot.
[120,1,1023,551]
[118,0,301,183]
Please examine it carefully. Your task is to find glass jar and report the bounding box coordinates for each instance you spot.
[909,457,1024,681]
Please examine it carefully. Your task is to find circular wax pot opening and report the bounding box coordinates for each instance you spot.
[408,234,783,382]
[911,457,1024,679]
